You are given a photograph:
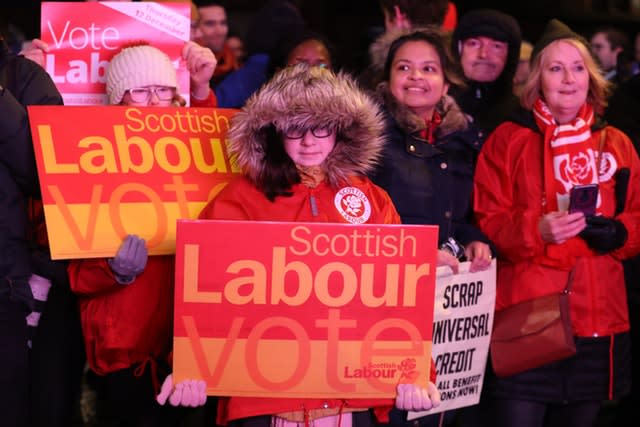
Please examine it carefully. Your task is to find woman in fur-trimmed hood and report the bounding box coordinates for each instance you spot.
[195,64,443,427]
[229,63,384,193]
[369,27,495,271]
[198,64,401,224]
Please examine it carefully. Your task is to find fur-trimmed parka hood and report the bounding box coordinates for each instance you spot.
[227,65,386,188]
[376,82,470,137]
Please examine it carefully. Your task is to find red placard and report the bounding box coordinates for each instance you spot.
[27,105,239,259]
[41,2,190,105]
[173,219,439,398]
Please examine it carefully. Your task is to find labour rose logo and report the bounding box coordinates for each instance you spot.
[569,152,592,181]
[334,187,371,224]
[398,357,419,382]
[560,151,594,185]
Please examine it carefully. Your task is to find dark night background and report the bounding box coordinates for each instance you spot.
[4,0,640,72]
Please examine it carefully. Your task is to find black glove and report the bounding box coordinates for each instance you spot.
[579,215,628,254]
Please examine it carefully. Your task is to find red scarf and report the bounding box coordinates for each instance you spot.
[533,99,601,214]
[418,112,442,144]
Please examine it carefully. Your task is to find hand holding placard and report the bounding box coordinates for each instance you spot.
[157,374,207,407]
[396,382,441,411]
[108,234,148,284]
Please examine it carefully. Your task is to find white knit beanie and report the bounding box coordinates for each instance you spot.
[106,44,178,105]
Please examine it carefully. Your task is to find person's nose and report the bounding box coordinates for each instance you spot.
[477,42,487,58]
[409,67,424,80]
[148,89,161,105]
[562,68,575,83]
[300,131,316,145]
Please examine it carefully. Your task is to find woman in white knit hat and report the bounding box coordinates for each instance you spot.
[21,37,218,107]
[67,40,217,427]
[106,40,218,107]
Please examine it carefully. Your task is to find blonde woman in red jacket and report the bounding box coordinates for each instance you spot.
[473,20,640,427]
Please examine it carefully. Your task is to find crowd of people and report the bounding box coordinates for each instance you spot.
[2,1,640,427]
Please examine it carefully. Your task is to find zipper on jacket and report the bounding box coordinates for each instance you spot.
[309,194,319,216]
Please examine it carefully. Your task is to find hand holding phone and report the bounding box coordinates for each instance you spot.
[568,184,598,216]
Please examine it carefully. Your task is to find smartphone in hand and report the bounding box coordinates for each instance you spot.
[568,184,598,216]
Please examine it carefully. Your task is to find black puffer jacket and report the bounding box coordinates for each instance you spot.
[0,41,63,307]
[370,84,490,249]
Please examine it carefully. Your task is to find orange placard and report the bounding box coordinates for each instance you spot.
[173,219,438,398]
[27,105,239,259]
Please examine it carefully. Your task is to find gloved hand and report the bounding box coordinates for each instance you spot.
[395,382,441,411]
[108,234,148,285]
[579,215,628,254]
[156,374,207,407]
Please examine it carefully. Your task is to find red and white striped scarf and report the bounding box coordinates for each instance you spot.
[533,98,599,213]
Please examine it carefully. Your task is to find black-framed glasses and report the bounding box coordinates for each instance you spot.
[283,127,333,139]
[128,86,176,103]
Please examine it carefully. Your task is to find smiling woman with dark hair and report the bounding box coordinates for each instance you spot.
[368,27,493,427]
[371,27,492,273]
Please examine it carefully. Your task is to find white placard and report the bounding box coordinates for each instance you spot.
[408,260,496,418]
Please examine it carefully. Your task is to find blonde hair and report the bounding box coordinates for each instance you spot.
[520,38,610,114]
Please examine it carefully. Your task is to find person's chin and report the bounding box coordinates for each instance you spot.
[297,158,320,166]
[469,72,498,82]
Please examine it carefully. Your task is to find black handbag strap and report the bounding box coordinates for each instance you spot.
[596,128,606,177]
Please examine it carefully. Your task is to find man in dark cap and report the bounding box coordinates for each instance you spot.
[450,9,522,134]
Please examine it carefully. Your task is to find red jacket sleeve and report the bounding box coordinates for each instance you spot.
[190,89,217,108]
[68,258,121,296]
